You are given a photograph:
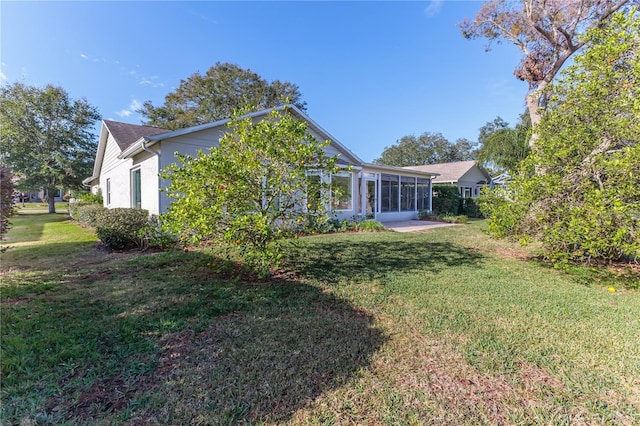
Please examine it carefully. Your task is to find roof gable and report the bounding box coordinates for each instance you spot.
[404,161,488,183]
[103,120,169,151]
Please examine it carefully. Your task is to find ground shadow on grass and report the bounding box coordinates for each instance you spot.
[1,248,386,424]
[1,212,70,246]
[283,235,486,284]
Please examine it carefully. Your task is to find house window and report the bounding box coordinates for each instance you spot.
[400,177,415,211]
[331,173,352,210]
[474,187,480,197]
[380,174,399,212]
[106,178,111,205]
[131,168,141,209]
[416,178,430,211]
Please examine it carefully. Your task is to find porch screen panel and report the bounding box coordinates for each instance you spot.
[417,178,430,211]
[331,174,352,210]
[380,174,399,212]
[400,176,415,211]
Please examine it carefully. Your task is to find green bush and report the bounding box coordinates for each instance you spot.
[355,219,386,232]
[139,215,178,250]
[459,197,483,218]
[432,184,460,215]
[75,204,106,227]
[95,208,150,250]
[77,189,103,205]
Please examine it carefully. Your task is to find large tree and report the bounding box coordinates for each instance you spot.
[460,0,633,146]
[476,112,531,173]
[160,107,337,277]
[140,62,307,130]
[374,133,476,167]
[479,8,640,265]
[0,83,100,213]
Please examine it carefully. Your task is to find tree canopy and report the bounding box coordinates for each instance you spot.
[140,62,307,130]
[475,112,531,173]
[160,107,337,277]
[374,133,476,167]
[0,83,100,213]
[460,0,633,144]
[479,8,640,265]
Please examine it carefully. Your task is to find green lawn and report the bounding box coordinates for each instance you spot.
[1,213,639,425]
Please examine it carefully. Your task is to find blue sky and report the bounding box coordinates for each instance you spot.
[1,1,528,163]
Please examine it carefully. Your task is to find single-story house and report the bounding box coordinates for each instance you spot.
[404,160,491,198]
[83,106,437,222]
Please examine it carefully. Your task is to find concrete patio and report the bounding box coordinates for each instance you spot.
[383,220,460,233]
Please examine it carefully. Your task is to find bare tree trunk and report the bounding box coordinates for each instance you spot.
[526,81,549,149]
[47,187,56,214]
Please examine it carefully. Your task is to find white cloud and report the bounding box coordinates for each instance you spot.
[115,99,142,118]
[0,71,6,81]
[424,0,443,17]
[80,53,88,59]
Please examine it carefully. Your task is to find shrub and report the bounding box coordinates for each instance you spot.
[459,197,483,218]
[0,165,15,239]
[95,208,150,250]
[75,204,106,227]
[432,184,460,215]
[138,215,178,250]
[355,219,386,232]
[77,189,103,205]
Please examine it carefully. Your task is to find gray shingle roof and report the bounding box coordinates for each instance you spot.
[103,120,169,151]
[404,161,480,183]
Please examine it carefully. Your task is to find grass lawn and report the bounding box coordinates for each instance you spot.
[1,213,639,425]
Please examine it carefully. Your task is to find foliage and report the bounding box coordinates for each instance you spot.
[76,189,104,205]
[355,219,387,232]
[138,215,178,250]
[95,208,150,250]
[374,132,476,167]
[75,204,107,227]
[459,197,483,219]
[0,165,15,239]
[161,107,338,277]
[418,210,468,224]
[140,62,306,130]
[460,0,633,135]
[0,82,100,214]
[476,113,531,173]
[431,184,461,215]
[482,9,640,264]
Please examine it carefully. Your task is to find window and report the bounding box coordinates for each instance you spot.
[400,177,415,211]
[380,174,399,212]
[131,168,141,208]
[416,178,430,211]
[331,173,352,210]
[106,178,111,205]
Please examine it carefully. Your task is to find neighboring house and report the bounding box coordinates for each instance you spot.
[83,106,437,222]
[490,172,511,188]
[404,161,492,198]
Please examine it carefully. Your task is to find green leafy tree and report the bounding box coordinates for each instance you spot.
[480,9,640,265]
[0,165,15,239]
[140,62,307,130]
[0,83,100,213]
[476,112,531,173]
[374,132,476,167]
[160,107,338,277]
[460,0,632,146]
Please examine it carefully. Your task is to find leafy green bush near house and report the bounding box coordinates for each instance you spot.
[431,184,460,215]
[95,208,150,250]
[75,204,107,227]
